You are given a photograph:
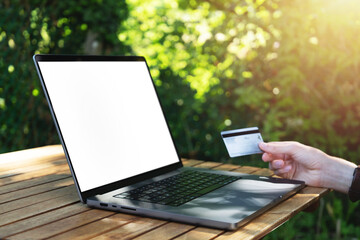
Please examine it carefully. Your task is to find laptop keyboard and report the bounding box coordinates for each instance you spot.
[114,170,241,207]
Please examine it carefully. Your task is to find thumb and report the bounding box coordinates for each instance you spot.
[259,141,298,155]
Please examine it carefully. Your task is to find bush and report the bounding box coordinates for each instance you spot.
[0,0,129,152]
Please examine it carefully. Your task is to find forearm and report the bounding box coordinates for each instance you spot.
[321,155,357,193]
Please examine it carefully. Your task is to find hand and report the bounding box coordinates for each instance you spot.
[258,141,356,193]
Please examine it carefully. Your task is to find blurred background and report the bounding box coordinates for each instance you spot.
[1,0,360,238]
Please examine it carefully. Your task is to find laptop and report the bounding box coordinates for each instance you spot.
[33,54,305,230]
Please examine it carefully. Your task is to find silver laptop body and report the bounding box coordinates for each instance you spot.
[33,54,305,230]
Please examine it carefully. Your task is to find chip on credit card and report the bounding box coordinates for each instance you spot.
[221,127,264,157]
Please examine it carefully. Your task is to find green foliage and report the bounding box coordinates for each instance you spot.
[120,0,360,165]
[265,192,360,240]
[1,0,360,238]
[120,0,279,161]
[0,0,129,152]
[268,0,360,162]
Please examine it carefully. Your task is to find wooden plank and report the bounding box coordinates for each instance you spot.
[182,159,204,167]
[175,227,224,240]
[300,186,329,195]
[192,161,224,169]
[0,145,64,171]
[251,168,274,177]
[48,213,138,240]
[213,163,241,171]
[0,185,76,214]
[0,170,71,195]
[9,209,115,240]
[0,203,89,238]
[0,173,21,180]
[91,218,166,240]
[234,166,259,174]
[0,177,74,204]
[0,192,79,227]
[132,222,195,240]
[0,163,70,187]
[0,158,67,177]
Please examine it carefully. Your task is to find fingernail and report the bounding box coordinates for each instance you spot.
[259,142,267,148]
[274,161,283,168]
[283,165,292,172]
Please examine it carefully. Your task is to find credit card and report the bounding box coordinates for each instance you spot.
[221,127,263,157]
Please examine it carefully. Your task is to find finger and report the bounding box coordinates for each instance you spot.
[262,152,287,162]
[269,160,285,170]
[271,159,285,169]
[259,141,300,155]
[273,165,292,175]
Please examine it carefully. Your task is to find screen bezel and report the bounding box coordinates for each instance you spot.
[33,54,183,203]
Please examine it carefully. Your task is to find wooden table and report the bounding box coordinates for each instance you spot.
[0,145,329,240]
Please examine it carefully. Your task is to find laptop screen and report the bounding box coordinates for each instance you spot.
[37,58,180,192]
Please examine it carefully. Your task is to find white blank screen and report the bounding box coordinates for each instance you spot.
[38,61,179,192]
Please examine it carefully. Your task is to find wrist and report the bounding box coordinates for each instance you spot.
[321,156,356,193]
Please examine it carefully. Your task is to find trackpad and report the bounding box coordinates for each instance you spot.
[171,179,300,221]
